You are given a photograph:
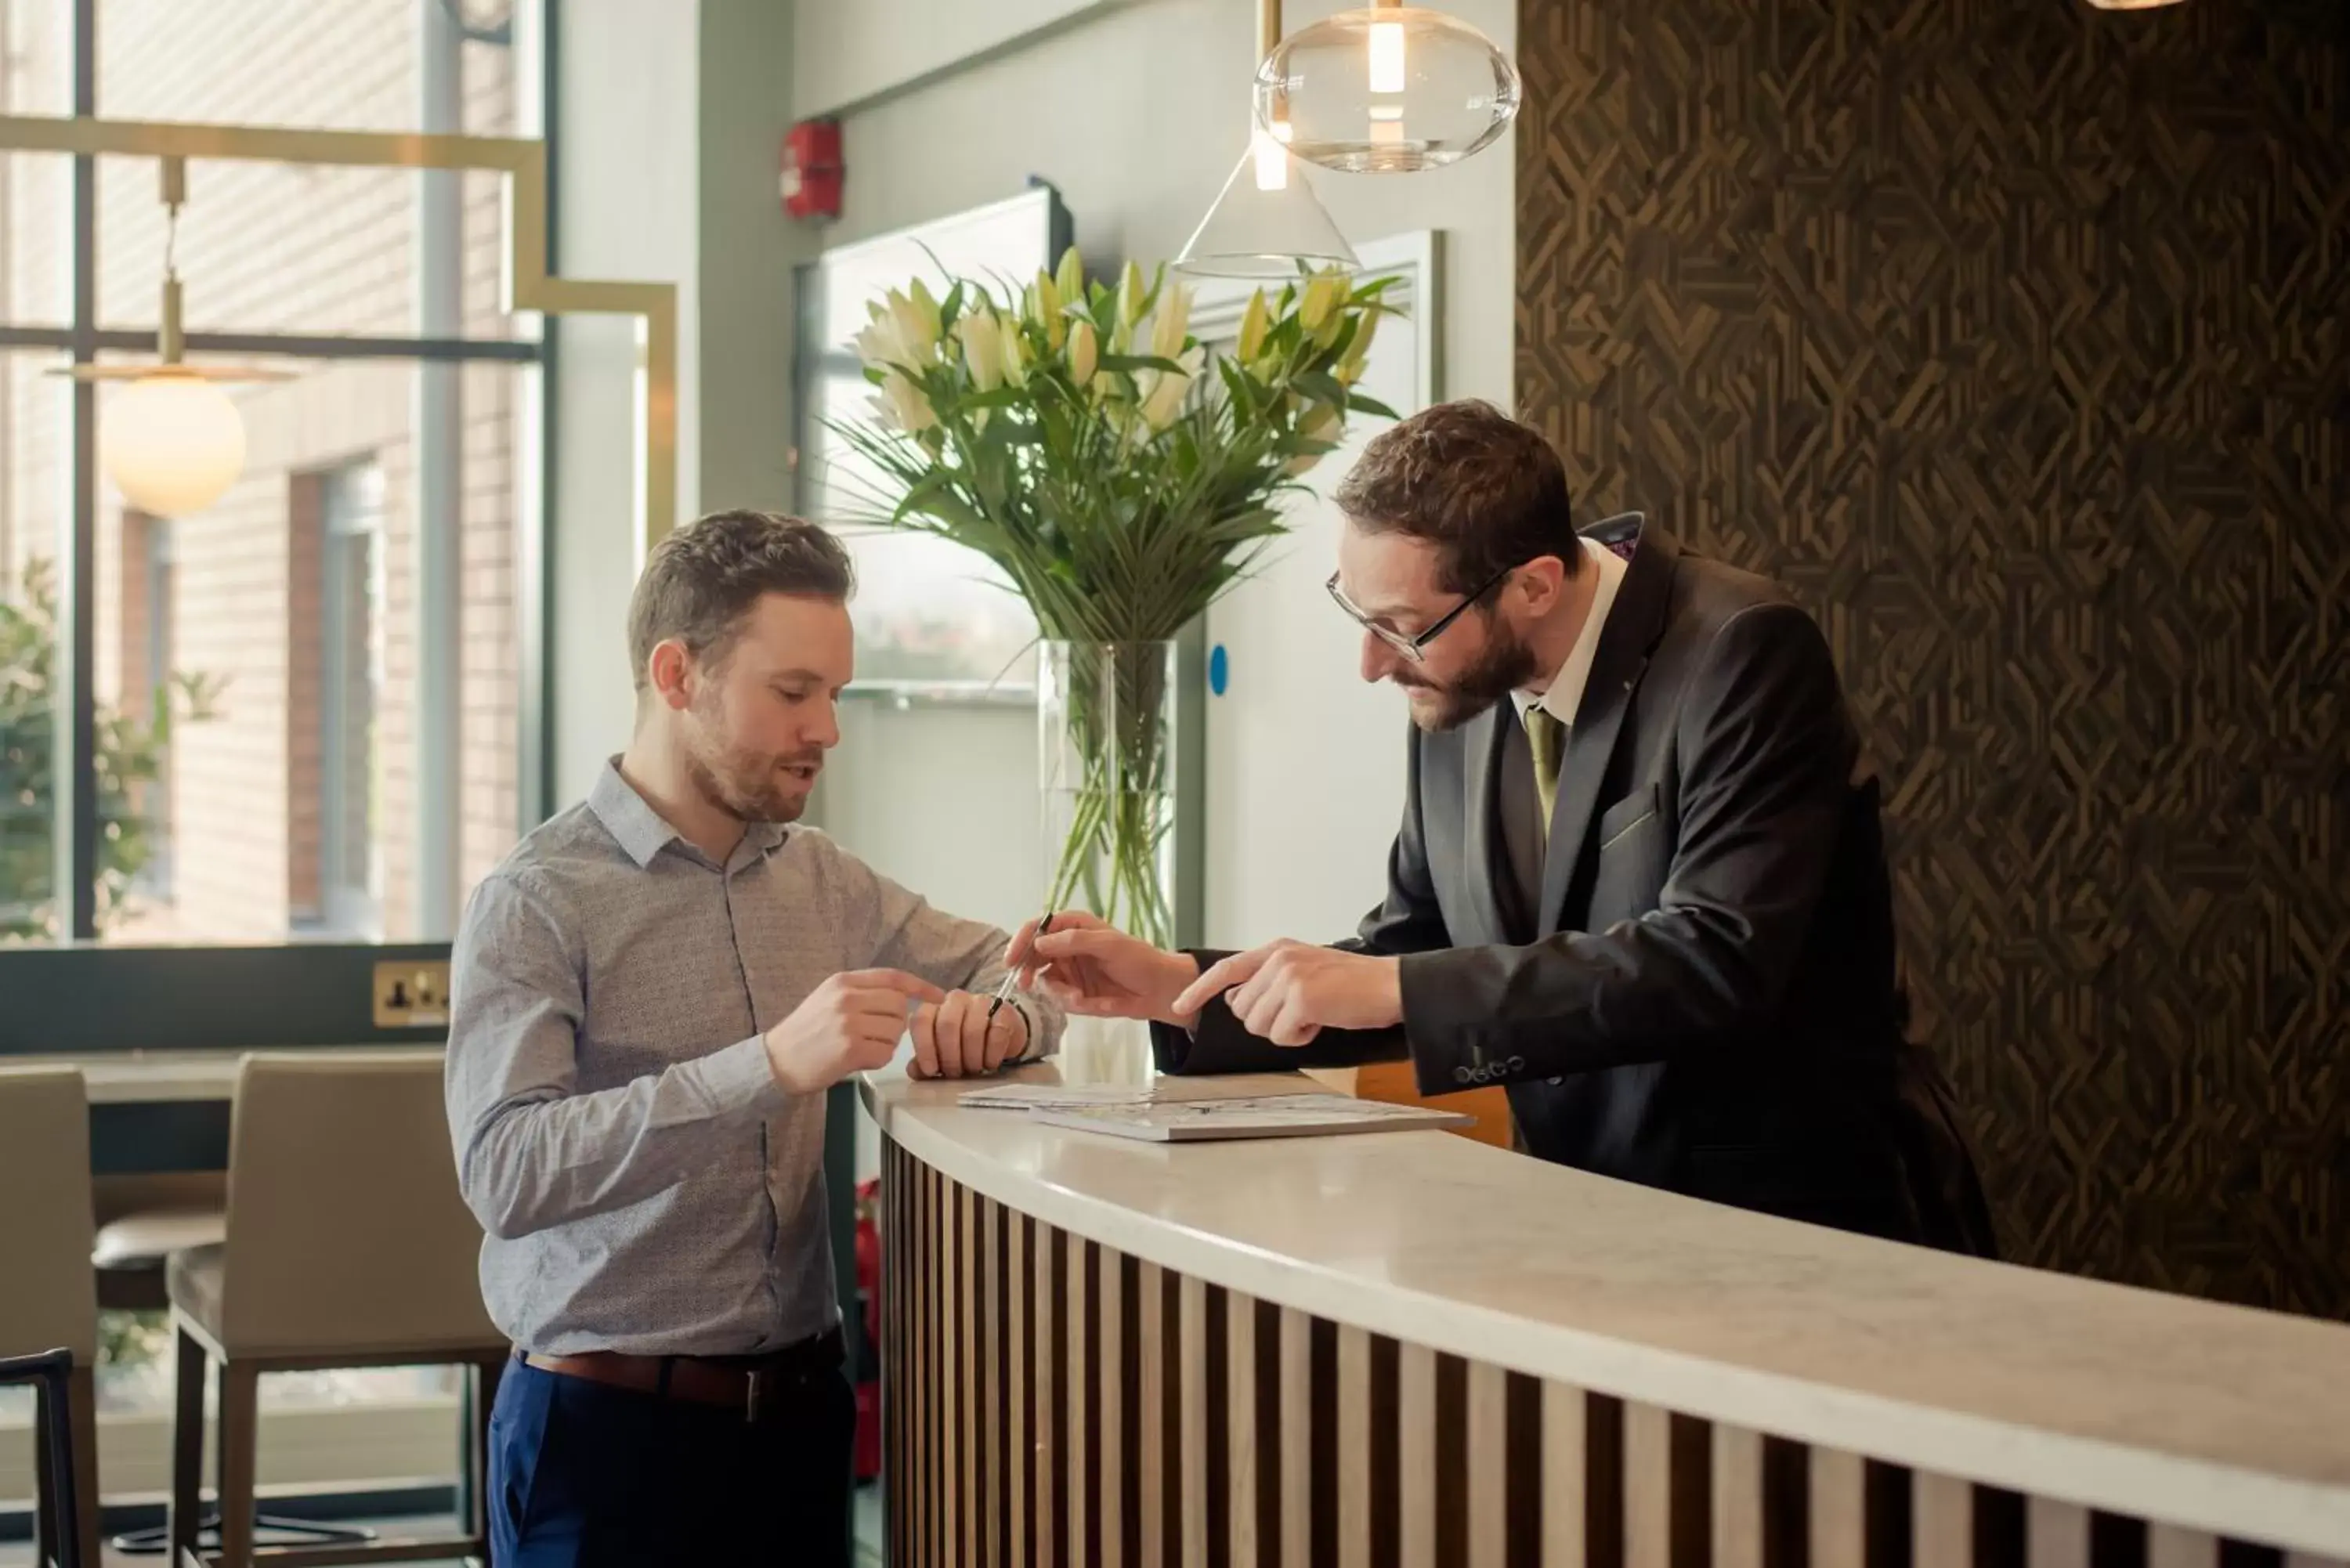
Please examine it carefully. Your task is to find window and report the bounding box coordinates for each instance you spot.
[0,0,545,948]
[0,0,551,1505]
[794,186,1071,690]
[312,461,389,938]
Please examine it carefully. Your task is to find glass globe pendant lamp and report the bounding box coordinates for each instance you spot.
[1255,0,1522,174]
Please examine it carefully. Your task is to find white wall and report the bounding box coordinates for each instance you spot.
[550,0,701,804]
[806,0,1516,945]
[794,0,1119,117]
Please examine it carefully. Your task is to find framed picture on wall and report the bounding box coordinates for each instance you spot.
[791,183,1074,699]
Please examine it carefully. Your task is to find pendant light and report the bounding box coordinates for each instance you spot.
[1256,0,1522,174]
[1175,0,1359,278]
[53,157,290,517]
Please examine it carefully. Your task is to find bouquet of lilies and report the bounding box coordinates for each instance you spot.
[830,247,1398,944]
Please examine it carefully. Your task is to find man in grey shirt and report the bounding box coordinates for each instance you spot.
[446,511,1055,1566]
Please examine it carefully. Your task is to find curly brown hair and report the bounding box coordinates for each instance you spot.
[626,510,855,690]
[1333,399,1580,594]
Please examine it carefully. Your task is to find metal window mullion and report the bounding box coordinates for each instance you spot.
[59,0,98,941]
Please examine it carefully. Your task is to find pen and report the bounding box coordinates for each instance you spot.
[985,910,1054,1023]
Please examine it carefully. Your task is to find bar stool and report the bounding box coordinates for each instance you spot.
[0,1068,102,1568]
[164,1053,508,1568]
[0,1351,85,1568]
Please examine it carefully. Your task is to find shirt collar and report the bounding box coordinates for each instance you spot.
[588,757,786,870]
[1509,535,1629,729]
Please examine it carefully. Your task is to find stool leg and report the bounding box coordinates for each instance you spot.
[216,1363,259,1568]
[67,1364,99,1568]
[466,1354,508,1547]
[169,1324,207,1563]
[32,1375,56,1568]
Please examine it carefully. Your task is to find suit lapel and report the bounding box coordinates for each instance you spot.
[1536,521,1683,935]
[1457,703,1513,945]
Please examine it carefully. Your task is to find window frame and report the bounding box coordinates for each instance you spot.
[0,0,559,1042]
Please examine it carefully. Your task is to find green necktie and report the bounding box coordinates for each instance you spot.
[1525,706,1565,844]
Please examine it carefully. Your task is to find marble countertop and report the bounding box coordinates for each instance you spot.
[862,1064,2350,1553]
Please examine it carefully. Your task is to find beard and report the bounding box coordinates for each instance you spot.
[1392,613,1540,732]
[683,695,822,825]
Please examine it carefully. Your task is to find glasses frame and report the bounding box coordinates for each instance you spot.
[1325,560,1518,664]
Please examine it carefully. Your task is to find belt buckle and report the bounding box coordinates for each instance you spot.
[744,1369,765,1425]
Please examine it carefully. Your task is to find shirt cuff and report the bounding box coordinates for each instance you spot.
[683,1033,787,1112]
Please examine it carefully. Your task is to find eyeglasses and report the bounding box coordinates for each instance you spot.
[1325,562,1518,664]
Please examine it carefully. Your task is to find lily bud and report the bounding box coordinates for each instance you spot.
[1236,290,1271,363]
[1150,283,1194,363]
[1299,272,1340,334]
[1119,260,1150,327]
[1055,246,1086,306]
[1068,319,1098,388]
[998,313,1029,388]
[960,311,1005,392]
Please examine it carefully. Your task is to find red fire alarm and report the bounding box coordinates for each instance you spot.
[782,118,843,222]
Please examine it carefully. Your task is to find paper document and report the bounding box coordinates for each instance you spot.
[956,1082,1162,1111]
[1023,1093,1470,1143]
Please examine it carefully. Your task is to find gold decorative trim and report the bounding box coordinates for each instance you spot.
[0,113,679,555]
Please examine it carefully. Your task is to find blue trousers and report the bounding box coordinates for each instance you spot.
[489,1353,855,1566]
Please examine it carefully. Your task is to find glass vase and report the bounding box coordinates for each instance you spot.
[1038,640,1177,1085]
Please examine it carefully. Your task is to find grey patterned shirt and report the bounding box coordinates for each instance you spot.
[445,759,1057,1356]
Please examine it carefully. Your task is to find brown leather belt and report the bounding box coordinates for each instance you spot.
[522,1327,842,1423]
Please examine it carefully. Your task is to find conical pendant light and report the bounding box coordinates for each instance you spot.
[1175,0,1359,278]
[1257,0,1521,174]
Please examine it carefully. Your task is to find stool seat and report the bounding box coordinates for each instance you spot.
[93,1207,226,1270]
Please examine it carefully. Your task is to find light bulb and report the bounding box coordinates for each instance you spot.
[1257,7,1520,174]
[101,370,246,517]
[1368,21,1407,94]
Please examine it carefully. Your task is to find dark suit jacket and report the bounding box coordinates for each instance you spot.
[1155,517,1998,1256]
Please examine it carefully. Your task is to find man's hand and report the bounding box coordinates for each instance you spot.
[1170,941,1403,1046]
[764,969,945,1096]
[1009,910,1200,1027]
[908,989,1030,1080]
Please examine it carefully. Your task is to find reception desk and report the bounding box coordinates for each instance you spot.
[863,1067,2350,1567]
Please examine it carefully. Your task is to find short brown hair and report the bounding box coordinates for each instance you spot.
[1333,399,1578,594]
[626,510,855,690]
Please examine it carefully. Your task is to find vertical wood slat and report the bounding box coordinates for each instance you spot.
[1071,1235,1094,1568]
[962,1183,980,1567]
[1811,1449,1868,1568]
[1468,1360,1510,1568]
[928,1161,946,1568]
[1102,1243,1126,1567]
[2026,1499,2091,1568]
[1625,1403,1708,1568]
[1011,1210,1030,1564]
[1542,1382,1586,1568]
[984,1198,1003,1568]
[1338,1325,1373,1568]
[1228,1292,1260,1568]
[1913,1472,1972,1568]
[1182,1274,1213,1568]
[1141,1261,1167,1568]
[1036,1219,1058,1568]
[1711,1425,1764,1568]
[2146,1526,2219,1568]
[1401,1346,1440,1567]
[1279,1307,1313,1568]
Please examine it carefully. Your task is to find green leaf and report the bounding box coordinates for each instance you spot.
[1346,391,1402,420]
[1292,369,1348,406]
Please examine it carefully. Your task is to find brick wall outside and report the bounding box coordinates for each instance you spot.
[1,0,526,942]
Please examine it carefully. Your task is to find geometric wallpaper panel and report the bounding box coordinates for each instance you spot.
[1516,0,2348,1318]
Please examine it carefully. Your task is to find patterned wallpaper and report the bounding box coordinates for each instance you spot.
[1514,0,2348,1316]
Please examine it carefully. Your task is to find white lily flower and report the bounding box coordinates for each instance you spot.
[960,310,1005,392]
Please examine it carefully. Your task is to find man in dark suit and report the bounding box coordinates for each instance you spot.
[1015,399,1996,1255]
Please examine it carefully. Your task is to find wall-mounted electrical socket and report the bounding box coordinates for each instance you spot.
[373,959,452,1029]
